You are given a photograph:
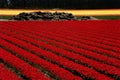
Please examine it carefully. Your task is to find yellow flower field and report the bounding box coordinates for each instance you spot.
[0,9,120,16]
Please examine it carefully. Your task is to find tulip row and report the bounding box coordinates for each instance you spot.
[0,20,120,80]
[21,33,120,78]
[2,24,120,61]
[9,27,120,67]
[0,63,22,80]
[2,21,120,45]
[34,32,120,66]
[0,31,113,80]
[0,37,82,80]
[1,28,120,79]
[0,48,50,80]
[43,29,120,53]
[54,29,120,47]
[36,30,120,59]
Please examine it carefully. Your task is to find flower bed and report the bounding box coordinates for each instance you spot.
[0,20,120,80]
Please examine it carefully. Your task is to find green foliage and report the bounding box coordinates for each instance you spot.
[0,16,12,19]
[77,16,120,20]
[1,15,120,20]
[95,16,120,20]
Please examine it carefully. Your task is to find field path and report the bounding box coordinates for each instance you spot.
[0,9,120,16]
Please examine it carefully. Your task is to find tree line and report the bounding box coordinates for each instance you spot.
[0,0,120,9]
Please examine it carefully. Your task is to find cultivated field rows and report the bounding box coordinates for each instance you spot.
[0,20,120,80]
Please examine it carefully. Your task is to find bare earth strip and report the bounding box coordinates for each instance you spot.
[0,9,120,16]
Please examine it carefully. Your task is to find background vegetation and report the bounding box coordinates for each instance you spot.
[0,0,120,9]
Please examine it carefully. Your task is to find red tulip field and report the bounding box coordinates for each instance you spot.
[0,20,120,80]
